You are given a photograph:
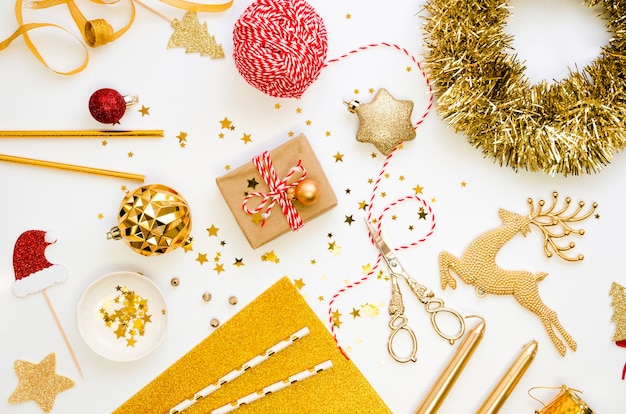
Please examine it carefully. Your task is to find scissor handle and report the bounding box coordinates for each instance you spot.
[424,298,466,345]
[387,313,418,363]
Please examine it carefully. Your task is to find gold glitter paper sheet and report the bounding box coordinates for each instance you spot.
[216,134,337,249]
[114,277,390,413]
[610,281,626,342]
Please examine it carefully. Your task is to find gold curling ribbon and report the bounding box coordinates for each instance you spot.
[4,0,89,75]
[157,0,233,12]
[29,0,135,47]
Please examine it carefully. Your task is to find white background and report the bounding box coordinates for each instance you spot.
[0,0,624,412]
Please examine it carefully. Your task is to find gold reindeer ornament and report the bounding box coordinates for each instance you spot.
[439,192,597,356]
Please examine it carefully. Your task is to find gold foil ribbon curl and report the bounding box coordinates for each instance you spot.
[5,0,233,74]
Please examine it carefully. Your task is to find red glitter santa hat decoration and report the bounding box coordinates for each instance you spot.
[12,230,67,297]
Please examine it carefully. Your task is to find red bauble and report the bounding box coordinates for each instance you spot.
[89,88,127,124]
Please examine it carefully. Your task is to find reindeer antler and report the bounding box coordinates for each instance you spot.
[527,192,598,261]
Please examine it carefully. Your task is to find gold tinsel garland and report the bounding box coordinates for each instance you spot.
[422,0,626,176]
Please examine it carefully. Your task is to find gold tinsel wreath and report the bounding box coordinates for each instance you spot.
[422,0,626,176]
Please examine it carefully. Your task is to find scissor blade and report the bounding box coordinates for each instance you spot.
[365,219,394,259]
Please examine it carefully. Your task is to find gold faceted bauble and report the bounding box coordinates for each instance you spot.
[107,184,192,256]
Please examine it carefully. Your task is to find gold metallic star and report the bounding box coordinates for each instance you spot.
[461,181,467,187]
[418,207,428,220]
[275,103,281,109]
[247,177,259,189]
[127,151,134,158]
[362,263,373,274]
[213,263,225,274]
[349,88,415,155]
[177,131,187,142]
[139,105,150,116]
[344,215,355,225]
[182,237,194,252]
[318,295,324,301]
[332,309,343,327]
[220,117,232,129]
[333,151,344,162]
[8,353,74,413]
[413,184,424,194]
[101,140,107,146]
[97,213,104,219]
[196,253,208,265]
[350,308,361,318]
[305,119,312,126]
[358,200,368,210]
[207,224,219,237]
[233,257,244,267]
[294,278,306,290]
[251,212,264,225]
[241,133,252,144]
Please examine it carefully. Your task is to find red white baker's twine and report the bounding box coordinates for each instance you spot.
[242,151,307,230]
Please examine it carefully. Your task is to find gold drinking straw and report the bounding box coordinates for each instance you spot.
[0,154,144,182]
[0,130,163,138]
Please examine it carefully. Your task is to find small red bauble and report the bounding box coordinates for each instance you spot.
[88,88,137,124]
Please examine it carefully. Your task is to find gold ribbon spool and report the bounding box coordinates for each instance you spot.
[531,385,595,414]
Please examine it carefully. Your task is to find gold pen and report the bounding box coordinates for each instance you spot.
[476,340,538,414]
[415,317,485,414]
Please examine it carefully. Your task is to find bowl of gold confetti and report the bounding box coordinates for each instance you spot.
[77,271,168,361]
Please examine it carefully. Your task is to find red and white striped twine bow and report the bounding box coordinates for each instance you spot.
[242,151,307,230]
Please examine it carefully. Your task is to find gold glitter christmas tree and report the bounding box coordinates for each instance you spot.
[168,11,225,59]
[610,281,626,345]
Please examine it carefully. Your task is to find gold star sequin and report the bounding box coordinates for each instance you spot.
[219,117,232,129]
[413,184,424,194]
[8,353,74,413]
[349,88,415,155]
[261,250,279,263]
[213,263,225,274]
[350,308,361,318]
[207,225,219,237]
[196,253,208,265]
[333,151,344,162]
[139,105,150,116]
[99,286,151,347]
[241,133,252,144]
[233,257,244,267]
[294,278,306,290]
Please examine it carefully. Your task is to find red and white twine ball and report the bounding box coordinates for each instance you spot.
[232,0,328,98]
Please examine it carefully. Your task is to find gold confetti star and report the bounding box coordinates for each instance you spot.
[305,119,312,126]
[224,164,230,170]
[344,215,355,225]
[350,308,361,318]
[97,213,104,219]
[358,200,368,210]
[294,278,306,290]
[333,151,344,162]
[361,303,380,318]
[251,212,264,225]
[218,132,225,139]
[310,259,317,265]
[247,177,259,189]
[233,257,244,267]
[296,107,302,114]
[332,309,343,327]
[139,105,150,116]
[207,224,219,237]
[345,13,351,19]
[413,184,424,194]
[328,241,342,256]
[275,103,281,109]
[354,89,360,95]
[101,140,107,146]
[241,133,252,144]
[182,237,194,252]
[196,253,208,265]
[351,88,415,155]
[220,117,232,129]
[177,131,187,142]
[318,295,324,301]
[368,88,375,94]
[288,131,295,137]
[461,181,467,187]
[418,207,428,220]
[213,263,225,274]
[362,263,373,274]
[406,66,412,72]
[325,131,331,137]
[127,151,134,158]
[261,250,279,263]
[8,353,74,413]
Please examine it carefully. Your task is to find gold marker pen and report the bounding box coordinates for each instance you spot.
[415,317,486,414]
[477,340,538,414]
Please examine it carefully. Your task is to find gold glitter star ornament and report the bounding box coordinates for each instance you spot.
[345,88,415,155]
[107,184,192,256]
[9,353,74,413]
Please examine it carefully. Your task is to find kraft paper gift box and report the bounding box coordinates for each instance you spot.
[114,277,391,413]
[216,134,337,249]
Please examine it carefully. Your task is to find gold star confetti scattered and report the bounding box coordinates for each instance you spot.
[247,177,259,189]
[361,303,380,318]
[213,263,225,274]
[127,151,134,158]
[344,215,355,225]
[99,286,151,347]
[218,132,225,139]
[413,184,424,194]
[207,224,219,237]
[8,353,74,413]
[362,263,373,274]
[177,131,187,143]
[196,253,208,265]
[241,133,252,144]
[305,119,312,126]
[261,250,279,263]
[310,259,316,265]
[101,140,107,146]
[358,200,368,210]
[350,308,361,318]
[288,131,295,137]
[418,207,428,220]
[328,241,342,256]
[233,257,244,267]
[595,213,601,219]
[461,181,467,187]
[219,117,232,129]
[333,151,344,162]
[369,88,375,94]
[345,13,351,19]
[318,295,324,301]
[325,131,331,137]
[332,309,343,327]
[275,103,281,109]
[399,175,405,181]
[296,107,302,113]
[354,89,360,95]
[251,212,264,225]
[139,105,150,116]
[97,213,104,219]
[406,66,412,72]
[294,278,306,290]
[224,164,230,170]
[391,214,397,220]
[348,88,415,155]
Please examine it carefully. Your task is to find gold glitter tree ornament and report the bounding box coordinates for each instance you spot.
[422,0,626,176]
[438,192,598,356]
[168,11,225,58]
[610,282,626,346]
[344,88,416,155]
[107,184,192,256]
[8,353,74,413]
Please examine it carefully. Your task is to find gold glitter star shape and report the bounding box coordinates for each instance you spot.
[318,295,324,301]
[352,88,415,155]
[219,117,232,129]
[8,353,74,413]
[413,184,424,194]
[418,207,428,220]
[294,278,306,290]
[305,119,312,126]
[196,253,208,265]
[139,105,150,116]
[288,131,295,137]
[251,212,264,225]
[241,133,252,144]
[333,151,344,162]
[207,224,219,237]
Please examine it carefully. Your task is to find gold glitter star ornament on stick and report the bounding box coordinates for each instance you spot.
[8,353,74,413]
[345,88,415,155]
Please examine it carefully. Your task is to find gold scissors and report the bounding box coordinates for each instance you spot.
[366,219,466,363]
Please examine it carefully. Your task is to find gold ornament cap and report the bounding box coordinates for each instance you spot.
[107,184,192,256]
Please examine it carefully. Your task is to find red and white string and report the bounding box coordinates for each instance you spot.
[241,151,307,230]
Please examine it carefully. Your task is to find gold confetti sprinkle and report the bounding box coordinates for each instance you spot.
[99,286,152,348]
